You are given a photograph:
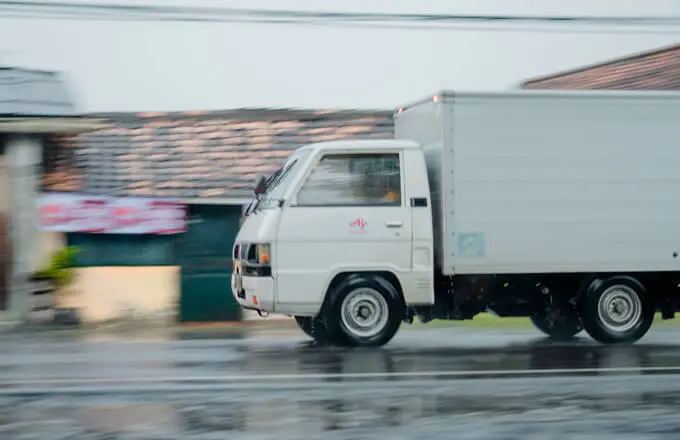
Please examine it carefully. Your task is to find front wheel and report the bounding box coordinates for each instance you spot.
[530,310,583,341]
[580,276,654,344]
[294,315,341,345]
[322,274,404,347]
[294,316,314,338]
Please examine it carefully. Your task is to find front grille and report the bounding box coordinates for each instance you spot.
[243,265,272,277]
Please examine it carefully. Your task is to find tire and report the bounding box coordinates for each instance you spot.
[294,315,341,345]
[580,276,654,344]
[321,274,404,348]
[530,310,583,341]
[294,316,314,338]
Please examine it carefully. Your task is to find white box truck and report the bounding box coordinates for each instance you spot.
[232,89,680,347]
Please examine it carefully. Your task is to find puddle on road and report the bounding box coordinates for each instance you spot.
[5,341,680,385]
[220,341,680,379]
[3,392,680,439]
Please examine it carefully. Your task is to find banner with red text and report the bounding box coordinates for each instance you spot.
[38,193,186,234]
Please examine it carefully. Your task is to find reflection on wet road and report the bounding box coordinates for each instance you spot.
[3,327,680,439]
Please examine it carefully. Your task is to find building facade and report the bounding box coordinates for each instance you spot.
[44,108,395,323]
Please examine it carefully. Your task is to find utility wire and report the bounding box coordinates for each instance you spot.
[3,1,680,34]
[5,12,680,35]
[2,0,680,24]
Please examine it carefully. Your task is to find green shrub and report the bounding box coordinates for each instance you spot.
[32,246,81,287]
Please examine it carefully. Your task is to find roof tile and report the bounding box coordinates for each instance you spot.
[43,108,394,199]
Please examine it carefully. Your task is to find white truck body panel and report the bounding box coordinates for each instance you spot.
[395,90,680,276]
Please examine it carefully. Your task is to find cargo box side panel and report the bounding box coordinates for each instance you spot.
[394,100,449,271]
[450,92,680,275]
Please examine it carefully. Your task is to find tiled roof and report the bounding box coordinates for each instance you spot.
[522,43,680,90]
[42,108,395,199]
[0,67,77,116]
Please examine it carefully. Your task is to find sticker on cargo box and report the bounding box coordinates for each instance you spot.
[457,232,485,258]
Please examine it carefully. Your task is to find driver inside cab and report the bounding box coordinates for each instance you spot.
[381,173,401,204]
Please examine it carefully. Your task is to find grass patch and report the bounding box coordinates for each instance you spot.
[654,313,680,326]
[404,312,680,330]
[405,313,531,330]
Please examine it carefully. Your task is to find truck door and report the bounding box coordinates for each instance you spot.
[275,150,413,310]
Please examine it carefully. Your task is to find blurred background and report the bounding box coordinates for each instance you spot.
[2,0,680,327]
[2,1,680,439]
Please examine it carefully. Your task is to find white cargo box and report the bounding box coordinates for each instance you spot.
[395,90,680,276]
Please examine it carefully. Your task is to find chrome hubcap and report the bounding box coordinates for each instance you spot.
[597,285,642,333]
[340,288,389,338]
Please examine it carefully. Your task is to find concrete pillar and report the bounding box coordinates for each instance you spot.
[0,152,8,312]
[4,135,43,319]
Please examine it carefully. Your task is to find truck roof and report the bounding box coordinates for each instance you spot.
[302,138,421,152]
[396,89,680,114]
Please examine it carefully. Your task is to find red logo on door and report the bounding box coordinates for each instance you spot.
[349,217,367,231]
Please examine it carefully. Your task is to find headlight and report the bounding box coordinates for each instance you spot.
[256,243,270,265]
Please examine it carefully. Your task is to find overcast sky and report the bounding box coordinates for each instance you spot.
[2,0,680,113]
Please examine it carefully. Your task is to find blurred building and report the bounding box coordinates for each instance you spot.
[43,42,680,325]
[521,43,680,90]
[0,67,103,320]
[43,108,394,323]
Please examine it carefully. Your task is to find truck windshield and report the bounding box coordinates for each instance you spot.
[257,148,311,209]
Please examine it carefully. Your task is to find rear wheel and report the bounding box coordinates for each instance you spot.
[580,276,654,344]
[322,274,404,347]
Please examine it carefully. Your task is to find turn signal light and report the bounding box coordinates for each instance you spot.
[256,244,270,264]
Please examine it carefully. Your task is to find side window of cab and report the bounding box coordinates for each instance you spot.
[296,152,402,206]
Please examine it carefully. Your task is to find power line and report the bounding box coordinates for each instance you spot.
[3,1,680,33]
[2,1,680,24]
[5,12,680,35]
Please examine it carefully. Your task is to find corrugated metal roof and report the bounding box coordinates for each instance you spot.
[43,108,395,199]
[521,43,680,90]
[0,67,77,116]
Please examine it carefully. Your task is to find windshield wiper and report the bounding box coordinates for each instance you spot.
[264,168,283,191]
[252,159,298,214]
[266,158,297,192]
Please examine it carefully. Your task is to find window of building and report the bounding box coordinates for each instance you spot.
[66,233,177,267]
[296,152,401,206]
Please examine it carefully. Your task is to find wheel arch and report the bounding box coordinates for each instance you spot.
[576,274,648,308]
[320,270,406,315]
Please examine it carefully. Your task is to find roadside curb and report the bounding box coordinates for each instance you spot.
[0,314,299,338]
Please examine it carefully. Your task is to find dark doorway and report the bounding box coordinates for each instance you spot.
[176,204,242,322]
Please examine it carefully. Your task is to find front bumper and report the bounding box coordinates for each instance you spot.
[232,274,275,312]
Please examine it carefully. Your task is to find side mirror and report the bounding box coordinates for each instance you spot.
[254,176,266,196]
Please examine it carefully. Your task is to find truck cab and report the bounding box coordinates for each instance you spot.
[232,139,434,346]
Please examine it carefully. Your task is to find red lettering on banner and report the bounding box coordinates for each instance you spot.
[112,206,144,228]
[39,204,74,226]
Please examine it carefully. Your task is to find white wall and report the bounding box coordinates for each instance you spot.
[56,266,180,323]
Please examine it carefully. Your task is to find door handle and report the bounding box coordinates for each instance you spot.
[385,221,403,228]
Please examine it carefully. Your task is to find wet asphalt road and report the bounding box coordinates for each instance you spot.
[3,326,680,439]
